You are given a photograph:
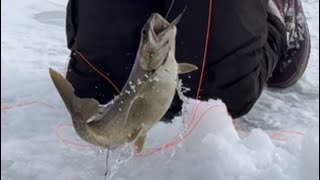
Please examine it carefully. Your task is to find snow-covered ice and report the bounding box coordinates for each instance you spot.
[1,0,319,180]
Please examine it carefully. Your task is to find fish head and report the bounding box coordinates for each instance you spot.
[138,13,179,71]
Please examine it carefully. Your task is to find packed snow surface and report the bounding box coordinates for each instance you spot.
[1,0,319,179]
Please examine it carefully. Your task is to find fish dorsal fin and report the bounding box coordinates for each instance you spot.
[49,68,100,121]
[178,63,198,74]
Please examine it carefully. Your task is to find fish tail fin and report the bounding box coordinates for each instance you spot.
[49,68,99,120]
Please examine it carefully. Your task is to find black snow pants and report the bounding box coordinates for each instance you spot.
[65,0,287,121]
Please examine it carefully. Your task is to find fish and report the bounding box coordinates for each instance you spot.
[49,12,197,153]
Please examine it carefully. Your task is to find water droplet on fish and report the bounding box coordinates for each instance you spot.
[137,79,142,85]
[130,84,136,92]
[153,77,160,82]
[125,90,131,95]
[188,75,191,79]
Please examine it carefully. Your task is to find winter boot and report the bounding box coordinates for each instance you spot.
[267,0,311,88]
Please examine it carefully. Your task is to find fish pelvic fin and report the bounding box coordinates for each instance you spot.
[134,134,146,154]
[127,127,143,142]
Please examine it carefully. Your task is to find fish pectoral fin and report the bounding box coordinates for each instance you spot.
[123,94,145,124]
[177,63,198,74]
[134,134,146,154]
[127,127,143,142]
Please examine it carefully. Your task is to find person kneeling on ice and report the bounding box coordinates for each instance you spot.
[64,0,310,122]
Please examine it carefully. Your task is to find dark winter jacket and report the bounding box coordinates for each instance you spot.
[65,0,287,120]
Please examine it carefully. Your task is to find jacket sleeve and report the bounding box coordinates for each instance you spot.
[65,0,77,50]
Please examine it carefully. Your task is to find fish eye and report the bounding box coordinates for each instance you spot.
[142,29,147,36]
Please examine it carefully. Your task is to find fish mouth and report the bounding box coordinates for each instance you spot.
[143,13,172,43]
[149,13,171,36]
[148,11,184,36]
[139,13,182,71]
